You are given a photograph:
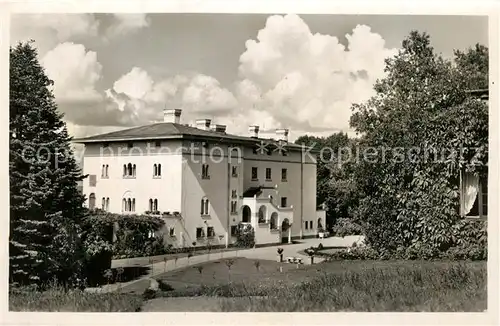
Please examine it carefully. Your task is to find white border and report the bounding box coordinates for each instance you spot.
[1,1,498,326]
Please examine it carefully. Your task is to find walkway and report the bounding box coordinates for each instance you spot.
[93,236,363,293]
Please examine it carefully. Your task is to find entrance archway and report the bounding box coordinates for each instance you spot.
[242,205,251,223]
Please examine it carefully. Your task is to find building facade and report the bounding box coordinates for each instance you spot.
[74,109,326,248]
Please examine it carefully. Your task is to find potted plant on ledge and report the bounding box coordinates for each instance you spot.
[317,226,327,239]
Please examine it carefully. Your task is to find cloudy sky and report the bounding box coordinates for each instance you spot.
[10,13,488,141]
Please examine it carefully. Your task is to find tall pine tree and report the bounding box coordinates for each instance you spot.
[10,42,87,286]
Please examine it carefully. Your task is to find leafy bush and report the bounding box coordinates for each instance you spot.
[349,32,488,258]
[331,218,363,237]
[234,223,255,248]
[321,246,379,261]
[80,211,114,287]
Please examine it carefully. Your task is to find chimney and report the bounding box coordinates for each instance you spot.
[164,109,182,124]
[276,128,289,142]
[210,124,227,133]
[249,125,260,138]
[196,119,211,131]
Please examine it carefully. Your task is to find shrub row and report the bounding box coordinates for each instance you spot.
[331,218,364,237]
[319,242,486,261]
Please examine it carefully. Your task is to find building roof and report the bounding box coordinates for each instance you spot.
[72,122,308,151]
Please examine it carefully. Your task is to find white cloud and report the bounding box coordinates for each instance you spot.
[104,68,237,125]
[106,14,151,39]
[43,42,103,101]
[112,67,154,99]
[182,75,238,113]
[10,14,99,54]
[237,14,398,133]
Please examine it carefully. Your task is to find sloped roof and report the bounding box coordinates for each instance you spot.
[243,186,263,198]
[72,122,306,150]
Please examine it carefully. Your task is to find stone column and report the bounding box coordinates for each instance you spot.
[288,227,292,244]
[225,231,229,248]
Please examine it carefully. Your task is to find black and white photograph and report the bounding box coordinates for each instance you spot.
[2,1,498,322]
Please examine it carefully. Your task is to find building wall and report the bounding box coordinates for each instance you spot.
[82,140,184,214]
[180,141,232,248]
[81,136,319,247]
[241,146,317,239]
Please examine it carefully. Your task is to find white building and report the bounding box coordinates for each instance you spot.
[74,109,326,248]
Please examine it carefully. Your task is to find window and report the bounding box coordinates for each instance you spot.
[123,197,135,212]
[230,201,237,214]
[460,171,488,218]
[155,140,162,148]
[124,163,136,178]
[280,197,287,208]
[231,225,238,236]
[305,221,308,230]
[231,190,237,198]
[88,193,96,209]
[169,227,175,237]
[310,221,313,229]
[232,166,238,177]
[202,164,210,179]
[196,227,205,239]
[281,168,287,181]
[89,175,96,187]
[153,164,162,177]
[266,168,272,180]
[201,197,210,215]
[149,198,158,212]
[251,167,258,180]
[101,197,110,211]
[207,227,215,238]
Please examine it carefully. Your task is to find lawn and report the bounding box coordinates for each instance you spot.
[147,258,487,312]
[9,286,143,312]
[10,258,487,312]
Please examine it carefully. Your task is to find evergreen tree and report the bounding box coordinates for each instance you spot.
[10,42,86,286]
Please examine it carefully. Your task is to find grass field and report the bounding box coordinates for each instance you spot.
[150,258,487,312]
[10,258,487,312]
[9,286,143,312]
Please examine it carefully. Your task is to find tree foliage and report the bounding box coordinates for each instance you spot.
[349,32,488,256]
[9,42,87,286]
[295,133,355,227]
